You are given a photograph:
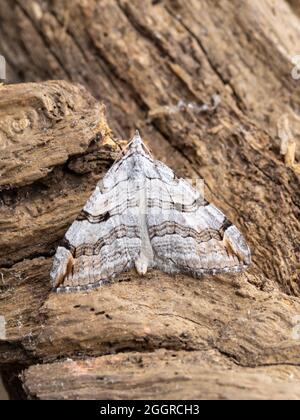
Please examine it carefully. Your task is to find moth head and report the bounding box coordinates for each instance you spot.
[128,130,152,155]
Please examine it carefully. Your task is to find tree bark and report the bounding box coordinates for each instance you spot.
[0,0,300,400]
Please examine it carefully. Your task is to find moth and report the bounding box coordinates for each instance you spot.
[50,132,251,292]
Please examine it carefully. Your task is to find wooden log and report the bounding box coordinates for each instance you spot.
[0,0,300,400]
[0,81,115,267]
[22,349,300,400]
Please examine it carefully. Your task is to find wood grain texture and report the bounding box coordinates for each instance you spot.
[22,349,300,400]
[1,0,299,293]
[0,0,299,400]
[0,81,105,188]
[2,261,300,367]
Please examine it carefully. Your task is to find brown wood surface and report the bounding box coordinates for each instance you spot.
[0,0,300,400]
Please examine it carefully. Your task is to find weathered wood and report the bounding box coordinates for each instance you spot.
[2,0,299,293]
[22,349,300,400]
[0,81,115,267]
[0,80,117,396]
[3,260,300,368]
[0,81,107,189]
[0,0,300,400]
